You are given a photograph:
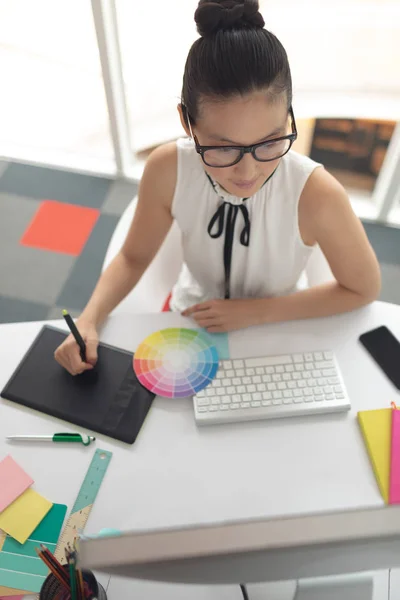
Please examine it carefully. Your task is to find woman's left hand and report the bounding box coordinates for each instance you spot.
[182,298,264,333]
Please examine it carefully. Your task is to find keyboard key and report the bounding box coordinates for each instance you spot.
[283,397,293,404]
[197,389,206,398]
[245,355,292,367]
[242,377,252,385]
[303,372,312,379]
[283,390,293,398]
[198,406,208,412]
[305,353,313,361]
[267,383,277,391]
[313,387,323,395]
[305,395,314,402]
[241,402,251,409]
[252,392,262,401]
[224,360,233,369]
[283,373,291,381]
[213,380,221,387]
[273,391,283,399]
[236,369,245,377]
[304,388,313,396]
[324,386,333,394]
[226,370,235,378]
[266,366,275,374]
[217,388,225,396]
[288,382,296,389]
[227,386,236,394]
[220,405,229,411]
[298,381,307,388]
[313,352,323,360]
[262,391,272,401]
[278,382,287,390]
[295,364,304,371]
[324,351,333,359]
[273,374,282,382]
[273,398,282,405]
[334,385,343,393]
[237,385,246,394]
[315,395,324,401]
[231,403,240,409]
[251,401,261,408]
[313,370,322,378]
[293,389,302,397]
[242,393,251,402]
[276,366,285,373]
[293,354,304,363]
[247,384,256,393]
[256,367,264,375]
[223,378,232,386]
[209,405,219,412]
[257,383,266,392]
[262,400,272,406]
[262,374,272,383]
[198,398,210,406]
[315,360,334,369]
[323,369,335,377]
[285,364,294,372]
[317,378,328,386]
[216,371,224,379]
[293,373,301,380]
[211,397,220,405]
[253,375,262,384]
[294,396,304,403]
[336,393,345,399]
[328,377,340,385]
[246,368,255,376]
[233,378,241,385]
[222,396,231,404]
[325,394,335,400]
[206,389,214,397]
[233,394,241,403]
[305,363,314,371]
[233,359,244,368]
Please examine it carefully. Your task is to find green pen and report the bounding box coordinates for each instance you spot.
[6,433,96,446]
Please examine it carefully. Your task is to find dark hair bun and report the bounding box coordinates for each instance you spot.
[195,0,265,37]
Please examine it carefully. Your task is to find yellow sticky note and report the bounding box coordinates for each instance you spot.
[0,489,52,544]
[358,408,392,503]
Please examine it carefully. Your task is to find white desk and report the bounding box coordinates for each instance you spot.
[1,301,400,599]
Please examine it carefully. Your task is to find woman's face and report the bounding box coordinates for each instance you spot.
[180,91,291,197]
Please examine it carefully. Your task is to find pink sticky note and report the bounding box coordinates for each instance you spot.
[0,456,33,513]
[389,409,400,504]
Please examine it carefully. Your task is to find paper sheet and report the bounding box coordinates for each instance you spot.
[358,408,391,503]
[0,489,52,544]
[0,457,33,513]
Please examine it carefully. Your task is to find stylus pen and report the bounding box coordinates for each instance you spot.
[6,433,96,446]
[62,310,86,362]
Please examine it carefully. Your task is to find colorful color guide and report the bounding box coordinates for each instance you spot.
[134,328,219,398]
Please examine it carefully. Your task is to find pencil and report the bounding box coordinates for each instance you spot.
[62,310,86,362]
[35,548,69,590]
[68,554,78,600]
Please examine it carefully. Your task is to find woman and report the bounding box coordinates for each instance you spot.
[55,0,380,375]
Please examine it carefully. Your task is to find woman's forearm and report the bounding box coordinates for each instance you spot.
[260,281,379,324]
[79,252,146,327]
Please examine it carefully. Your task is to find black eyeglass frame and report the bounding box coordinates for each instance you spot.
[184,106,298,168]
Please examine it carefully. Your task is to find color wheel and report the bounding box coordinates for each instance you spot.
[133,328,219,398]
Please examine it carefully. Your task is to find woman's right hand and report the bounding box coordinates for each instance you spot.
[54,319,99,376]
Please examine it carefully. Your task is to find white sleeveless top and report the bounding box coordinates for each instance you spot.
[170,137,322,312]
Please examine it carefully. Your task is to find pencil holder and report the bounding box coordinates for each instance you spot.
[39,566,107,600]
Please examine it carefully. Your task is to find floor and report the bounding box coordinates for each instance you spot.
[0,160,399,324]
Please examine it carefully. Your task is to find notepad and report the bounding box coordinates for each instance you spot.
[0,489,52,544]
[0,456,33,513]
[0,503,67,594]
[358,408,392,503]
[390,408,400,504]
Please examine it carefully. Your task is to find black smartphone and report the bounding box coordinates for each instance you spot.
[359,325,400,390]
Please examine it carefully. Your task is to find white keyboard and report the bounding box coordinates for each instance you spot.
[194,350,350,425]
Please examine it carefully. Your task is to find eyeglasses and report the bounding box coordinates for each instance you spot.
[185,106,297,168]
